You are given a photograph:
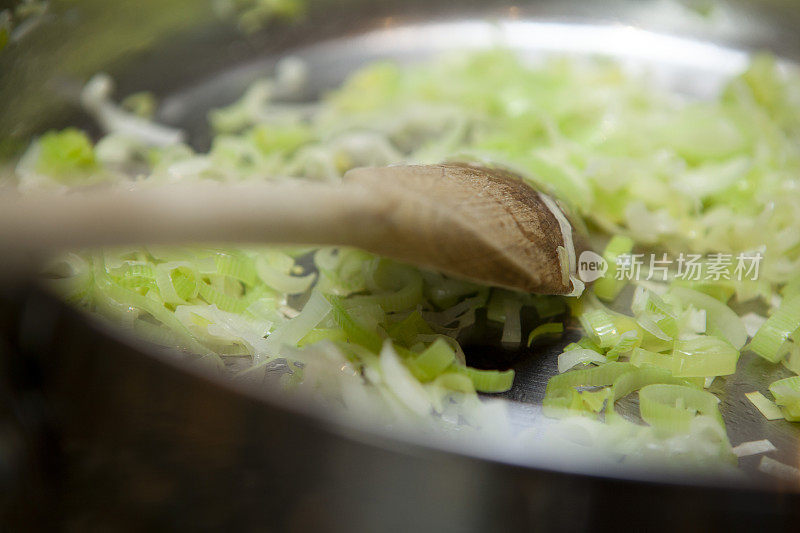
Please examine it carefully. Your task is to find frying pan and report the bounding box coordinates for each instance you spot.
[2,1,800,530]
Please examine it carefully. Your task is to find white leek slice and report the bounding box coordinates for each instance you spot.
[745,391,784,420]
[758,456,800,482]
[380,340,432,416]
[558,349,608,373]
[731,439,776,457]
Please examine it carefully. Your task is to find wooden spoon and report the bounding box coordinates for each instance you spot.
[0,163,587,294]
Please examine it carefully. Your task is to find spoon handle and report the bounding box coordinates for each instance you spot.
[0,181,393,276]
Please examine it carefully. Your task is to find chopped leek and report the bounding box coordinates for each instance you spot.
[783,344,800,375]
[380,341,432,416]
[749,296,800,363]
[34,129,98,182]
[638,384,723,434]
[557,348,607,373]
[744,391,784,420]
[605,330,640,361]
[327,295,383,353]
[670,286,747,350]
[527,322,564,347]
[579,308,637,349]
[670,336,740,377]
[455,366,515,393]
[731,439,776,457]
[543,362,635,416]
[629,344,736,379]
[758,456,800,482]
[407,338,456,382]
[768,376,800,421]
[593,235,634,302]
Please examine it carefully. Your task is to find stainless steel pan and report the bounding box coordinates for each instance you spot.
[2,1,800,530]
